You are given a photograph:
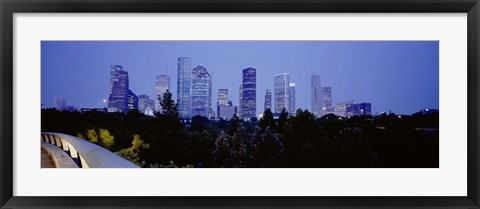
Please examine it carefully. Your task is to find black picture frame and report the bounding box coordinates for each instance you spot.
[1,0,479,208]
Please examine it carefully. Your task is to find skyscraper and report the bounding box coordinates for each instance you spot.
[239,84,243,118]
[264,89,272,111]
[177,57,191,118]
[108,65,129,113]
[127,90,138,111]
[274,73,290,113]
[289,82,296,113]
[311,75,323,117]
[322,87,333,112]
[138,94,154,114]
[53,96,66,110]
[241,68,256,119]
[155,75,170,112]
[358,102,372,116]
[191,65,212,117]
[217,89,228,118]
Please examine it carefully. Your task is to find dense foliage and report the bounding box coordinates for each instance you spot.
[42,92,438,168]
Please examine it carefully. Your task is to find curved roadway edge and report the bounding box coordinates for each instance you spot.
[41,142,79,168]
[42,132,140,168]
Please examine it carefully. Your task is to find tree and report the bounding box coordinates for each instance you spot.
[98,129,115,149]
[283,109,332,167]
[228,115,240,135]
[253,127,286,167]
[213,131,231,167]
[230,123,252,167]
[158,89,179,118]
[116,134,149,167]
[277,108,289,133]
[86,129,98,143]
[259,108,275,130]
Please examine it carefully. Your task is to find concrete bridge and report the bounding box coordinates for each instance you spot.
[41,132,139,168]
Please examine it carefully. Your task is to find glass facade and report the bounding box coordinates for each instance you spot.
[274,73,290,113]
[289,82,296,114]
[311,75,323,117]
[138,94,154,114]
[322,87,333,112]
[127,90,138,111]
[241,68,256,119]
[217,89,228,118]
[108,65,129,113]
[155,75,170,112]
[358,102,372,116]
[177,57,191,118]
[264,89,272,111]
[191,65,212,117]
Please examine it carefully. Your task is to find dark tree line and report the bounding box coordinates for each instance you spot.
[42,90,438,168]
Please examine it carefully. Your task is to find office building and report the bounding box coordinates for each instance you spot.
[264,89,272,111]
[138,94,155,114]
[311,75,323,117]
[322,87,333,112]
[127,90,138,111]
[358,102,372,116]
[155,75,170,112]
[241,68,256,119]
[177,57,192,118]
[274,73,290,113]
[53,96,67,110]
[289,82,296,113]
[191,65,212,117]
[108,65,130,113]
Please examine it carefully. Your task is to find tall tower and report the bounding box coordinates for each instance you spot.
[274,73,290,113]
[311,75,323,117]
[217,89,228,118]
[239,84,243,118]
[322,87,333,112]
[53,96,67,110]
[191,65,212,117]
[155,75,170,112]
[289,82,296,114]
[108,65,129,113]
[177,57,192,118]
[241,68,256,119]
[264,89,272,112]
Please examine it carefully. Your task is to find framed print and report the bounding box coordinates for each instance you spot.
[1,0,479,208]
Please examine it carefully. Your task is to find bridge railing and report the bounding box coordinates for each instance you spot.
[41,132,140,168]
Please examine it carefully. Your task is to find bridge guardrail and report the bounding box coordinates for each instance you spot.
[41,132,139,168]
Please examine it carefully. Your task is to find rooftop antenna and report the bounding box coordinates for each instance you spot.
[166,65,168,75]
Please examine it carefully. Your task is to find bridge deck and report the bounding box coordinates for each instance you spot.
[41,148,56,168]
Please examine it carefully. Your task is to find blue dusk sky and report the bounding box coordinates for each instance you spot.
[41,41,439,115]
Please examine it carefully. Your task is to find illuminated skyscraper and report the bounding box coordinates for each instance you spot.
[138,94,154,114]
[239,84,243,118]
[311,75,323,117]
[127,90,138,111]
[108,65,129,113]
[264,89,272,111]
[191,65,212,117]
[217,89,228,118]
[241,68,256,119]
[274,73,290,113]
[322,87,333,112]
[177,57,191,118]
[289,82,296,113]
[155,75,170,112]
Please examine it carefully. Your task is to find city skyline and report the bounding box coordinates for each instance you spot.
[41,41,439,115]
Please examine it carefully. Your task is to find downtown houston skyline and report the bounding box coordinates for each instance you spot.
[41,41,439,115]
